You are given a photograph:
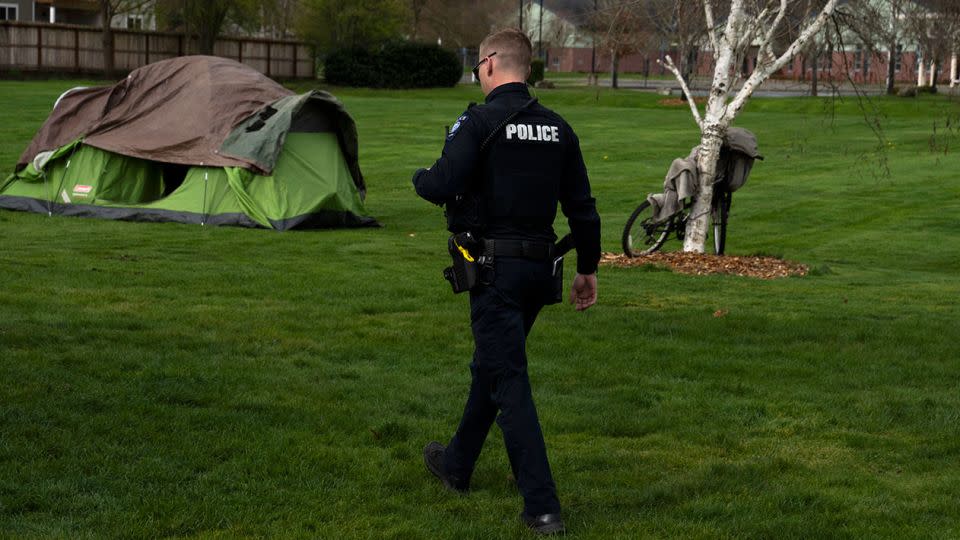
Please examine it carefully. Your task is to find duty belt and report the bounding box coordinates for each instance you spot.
[483,235,574,261]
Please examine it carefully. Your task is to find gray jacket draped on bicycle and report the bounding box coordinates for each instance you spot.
[648,127,762,223]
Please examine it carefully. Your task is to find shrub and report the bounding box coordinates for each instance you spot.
[528,58,545,85]
[897,85,918,98]
[323,42,462,89]
[323,47,380,87]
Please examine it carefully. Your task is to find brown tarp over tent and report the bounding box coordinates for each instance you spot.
[4,55,376,231]
[17,55,292,174]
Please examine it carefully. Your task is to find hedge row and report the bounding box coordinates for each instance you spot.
[324,42,462,89]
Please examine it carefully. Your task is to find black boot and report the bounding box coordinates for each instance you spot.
[520,512,565,535]
[423,441,467,494]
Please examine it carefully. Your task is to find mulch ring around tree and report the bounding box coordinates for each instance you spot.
[658,97,708,107]
[600,252,808,279]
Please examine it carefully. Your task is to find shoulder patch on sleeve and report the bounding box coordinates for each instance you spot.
[447,114,469,141]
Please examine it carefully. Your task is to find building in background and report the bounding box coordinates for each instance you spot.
[514,0,955,87]
[2,0,155,29]
[0,1,30,21]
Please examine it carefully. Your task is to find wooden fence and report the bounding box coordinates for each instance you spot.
[0,21,315,78]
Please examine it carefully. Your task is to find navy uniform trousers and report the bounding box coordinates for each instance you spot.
[442,256,561,516]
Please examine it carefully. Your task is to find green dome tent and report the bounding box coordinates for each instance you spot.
[0,56,376,230]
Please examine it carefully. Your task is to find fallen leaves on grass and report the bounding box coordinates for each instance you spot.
[600,251,808,279]
[658,97,708,107]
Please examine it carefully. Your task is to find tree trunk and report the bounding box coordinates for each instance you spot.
[811,50,819,97]
[411,0,426,40]
[886,2,898,95]
[611,50,619,89]
[683,123,724,252]
[683,30,737,252]
[199,32,216,55]
[193,2,228,56]
[100,1,115,77]
[103,26,115,76]
[886,42,897,95]
[683,48,697,84]
[826,43,833,85]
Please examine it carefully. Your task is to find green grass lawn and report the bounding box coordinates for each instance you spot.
[2,80,959,538]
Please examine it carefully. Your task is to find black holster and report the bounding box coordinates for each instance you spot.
[549,255,564,305]
[443,232,482,294]
[549,234,574,304]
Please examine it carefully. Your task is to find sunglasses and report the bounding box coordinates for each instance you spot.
[472,52,497,79]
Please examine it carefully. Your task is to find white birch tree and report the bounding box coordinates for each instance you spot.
[660,0,838,252]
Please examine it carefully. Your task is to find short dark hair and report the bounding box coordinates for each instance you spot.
[479,28,532,77]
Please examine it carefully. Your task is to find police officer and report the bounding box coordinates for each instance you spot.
[413,28,600,536]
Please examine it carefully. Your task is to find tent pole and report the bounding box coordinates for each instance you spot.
[52,163,68,216]
[201,169,208,226]
[44,171,51,217]
[51,145,80,217]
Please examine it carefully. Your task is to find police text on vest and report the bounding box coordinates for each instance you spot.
[505,124,559,142]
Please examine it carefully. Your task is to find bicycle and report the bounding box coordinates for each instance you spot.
[621,186,732,257]
[621,128,761,258]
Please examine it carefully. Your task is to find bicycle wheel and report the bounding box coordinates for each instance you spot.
[622,200,672,257]
[712,190,731,255]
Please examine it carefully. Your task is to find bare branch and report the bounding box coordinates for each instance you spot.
[659,55,704,129]
[703,0,746,121]
[722,0,746,50]
[724,0,839,123]
[759,0,788,54]
[736,8,765,52]
[703,0,719,53]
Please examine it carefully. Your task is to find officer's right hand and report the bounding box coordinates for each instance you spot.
[570,273,597,311]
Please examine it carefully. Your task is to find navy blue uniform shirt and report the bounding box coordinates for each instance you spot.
[412,82,601,275]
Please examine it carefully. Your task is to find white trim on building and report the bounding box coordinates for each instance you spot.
[950,54,958,88]
[0,3,19,20]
